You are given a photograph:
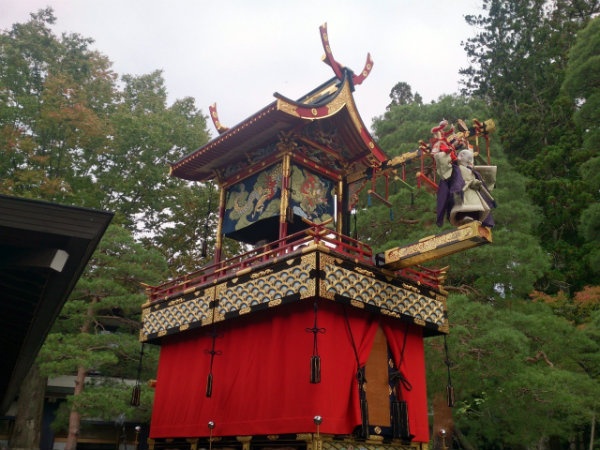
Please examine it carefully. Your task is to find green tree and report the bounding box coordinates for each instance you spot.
[370,94,549,300]
[38,224,168,450]
[0,8,116,203]
[460,0,600,293]
[426,295,600,449]
[562,16,600,284]
[0,9,213,448]
[387,81,423,108]
[98,71,213,275]
[154,179,220,273]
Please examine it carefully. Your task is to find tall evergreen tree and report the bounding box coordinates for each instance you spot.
[0,8,116,203]
[460,0,600,292]
[561,16,600,285]
[38,224,168,450]
[372,88,600,447]
[0,9,213,448]
[426,295,600,449]
[98,70,213,275]
[387,81,423,108]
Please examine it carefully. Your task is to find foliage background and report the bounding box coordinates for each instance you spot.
[1,3,599,449]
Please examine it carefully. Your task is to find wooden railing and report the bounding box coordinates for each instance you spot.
[145,224,373,303]
[398,266,447,290]
[144,223,446,304]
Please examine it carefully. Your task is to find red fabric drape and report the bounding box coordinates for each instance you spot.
[382,321,429,442]
[150,301,428,442]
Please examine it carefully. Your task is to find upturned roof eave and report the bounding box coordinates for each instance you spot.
[169,73,388,182]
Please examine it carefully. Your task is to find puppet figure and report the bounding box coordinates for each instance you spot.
[435,148,496,228]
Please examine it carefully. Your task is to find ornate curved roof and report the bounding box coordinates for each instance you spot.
[169,70,388,182]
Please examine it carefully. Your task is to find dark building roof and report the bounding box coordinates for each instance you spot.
[0,195,113,413]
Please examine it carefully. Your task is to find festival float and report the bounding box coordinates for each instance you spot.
[138,24,496,450]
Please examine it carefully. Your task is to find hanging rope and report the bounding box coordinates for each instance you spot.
[305,300,326,383]
[392,322,413,392]
[130,343,144,406]
[444,335,455,407]
[204,328,222,397]
[389,323,414,441]
[205,299,222,397]
[342,305,369,438]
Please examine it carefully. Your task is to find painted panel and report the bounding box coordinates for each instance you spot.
[289,163,335,223]
[223,163,283,235]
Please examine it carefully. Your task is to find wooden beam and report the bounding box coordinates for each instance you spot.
[378,221,492,269]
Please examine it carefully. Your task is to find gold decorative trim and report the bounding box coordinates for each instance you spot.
[148,430,427,450]
[382,221,492,269]
[277,98,301,117]
[275,79,352,120]
[320,254,447,328]
[251,268,274,279]
[322,437,427,450]
[140,255,317,342]
[140,249,448,343]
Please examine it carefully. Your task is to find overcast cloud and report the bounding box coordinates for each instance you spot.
[2,0,484,134]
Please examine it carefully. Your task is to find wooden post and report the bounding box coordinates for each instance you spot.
[214,187,226,263]
[279,152,292,242]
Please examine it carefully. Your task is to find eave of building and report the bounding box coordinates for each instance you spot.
[169,72,388,183]
[0,195,113,413]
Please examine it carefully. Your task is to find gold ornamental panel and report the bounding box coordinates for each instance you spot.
[140,286,216,342]
[140,253,317,343]
[322,439,426,450]
[147,434,427,450]
[381,221,492,269]
[140,249,448,343]
[214,255,316,316]
[320,254,447,330]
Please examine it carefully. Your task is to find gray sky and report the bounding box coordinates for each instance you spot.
[2,0,484,134]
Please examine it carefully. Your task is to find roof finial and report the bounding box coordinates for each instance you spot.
[319,22,373,85]
[209,103,229,134]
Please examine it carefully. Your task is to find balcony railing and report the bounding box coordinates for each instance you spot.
[145,224,373,303]
[144,223,446,304]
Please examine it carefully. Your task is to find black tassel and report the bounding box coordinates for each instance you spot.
[206,373,213,398]
[204,316,222,398]
[310,355,321,384]
[447,384,455,407]
[306,301,325,384]
[357,367,369,438]
[360,395,369,438]
[392,400,412,441]
[391,400,401,438]
[130,344,144,406]
[130,383,141,407]
[390,327,414,441]
[444,335,455,407]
